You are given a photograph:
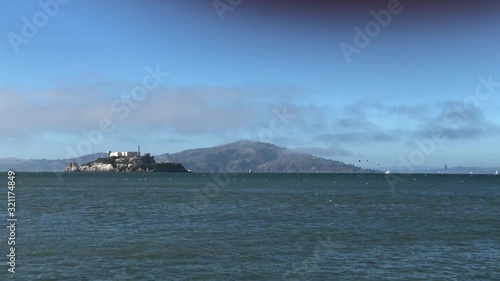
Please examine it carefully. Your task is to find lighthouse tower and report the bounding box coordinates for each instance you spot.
[138,146,141,157]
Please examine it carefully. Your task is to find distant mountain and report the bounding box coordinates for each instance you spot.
[417,166,499,175]
[382,165,500,174]
[0,153,105,172]
[155,141,376,173]
[2,143,497,174]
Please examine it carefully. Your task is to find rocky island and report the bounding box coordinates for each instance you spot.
[66,149,188,173]
[5,142,378,173]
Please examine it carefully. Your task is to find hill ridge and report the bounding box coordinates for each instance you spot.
[155,141,375,173]
[0,141,376,173]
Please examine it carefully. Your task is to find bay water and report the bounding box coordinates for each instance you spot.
[1,172,499,280]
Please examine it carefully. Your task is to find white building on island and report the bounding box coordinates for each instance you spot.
[107,146,141,158]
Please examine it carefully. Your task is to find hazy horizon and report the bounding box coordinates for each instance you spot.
[1,140,499,173]
[2,0,500,169]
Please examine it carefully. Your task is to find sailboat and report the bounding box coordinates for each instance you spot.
[385,169,390,175]
[495,170,498,175]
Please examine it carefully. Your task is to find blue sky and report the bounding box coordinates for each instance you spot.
[1,0,500,169]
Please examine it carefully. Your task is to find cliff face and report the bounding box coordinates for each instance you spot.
[79,163,115,172]
[68,154,188,173]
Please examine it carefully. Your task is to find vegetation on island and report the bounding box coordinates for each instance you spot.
[72,153,189,172]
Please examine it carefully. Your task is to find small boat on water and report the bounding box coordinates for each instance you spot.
[495,170,498,175]
[385,169,390,175]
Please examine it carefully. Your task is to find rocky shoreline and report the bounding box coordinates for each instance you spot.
[66,154,188,173]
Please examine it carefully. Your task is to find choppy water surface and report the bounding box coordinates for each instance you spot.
[1,172,499,280]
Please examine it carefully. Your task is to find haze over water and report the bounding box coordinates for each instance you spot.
[3,172,499,280]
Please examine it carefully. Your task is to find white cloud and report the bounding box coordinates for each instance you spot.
[2,82,499,164]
